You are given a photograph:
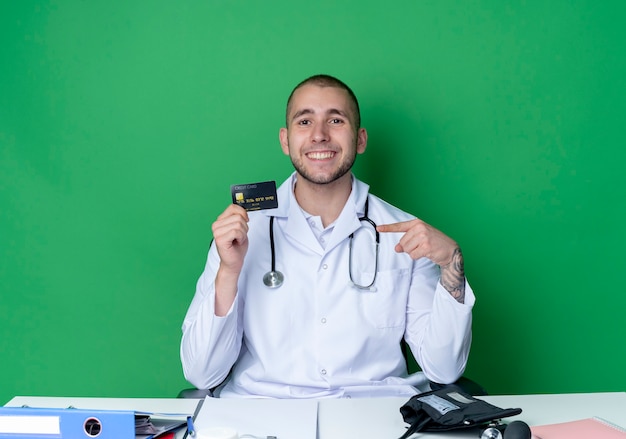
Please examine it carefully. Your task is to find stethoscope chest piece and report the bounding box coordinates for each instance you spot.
[263,270,284,288]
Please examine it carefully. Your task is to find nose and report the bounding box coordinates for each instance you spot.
[311,122,329,143]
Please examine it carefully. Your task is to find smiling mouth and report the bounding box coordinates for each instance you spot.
[306,151,336,160]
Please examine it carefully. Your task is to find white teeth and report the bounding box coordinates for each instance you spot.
[307,151,335,160]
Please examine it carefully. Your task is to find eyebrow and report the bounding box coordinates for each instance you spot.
[290,108,349,123]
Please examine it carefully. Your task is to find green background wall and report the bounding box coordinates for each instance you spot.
[2,1,625,404]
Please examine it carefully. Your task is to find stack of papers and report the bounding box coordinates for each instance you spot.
[135,413,187,439]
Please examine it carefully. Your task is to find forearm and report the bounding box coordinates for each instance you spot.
[405,264,475,384]
[214,265,240,316]
[180,294,241,389]
[407,289,473,384]
[181,260,242,389]
[440,247,465,303]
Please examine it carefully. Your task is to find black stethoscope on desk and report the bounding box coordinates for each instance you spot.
[263,197,380,289]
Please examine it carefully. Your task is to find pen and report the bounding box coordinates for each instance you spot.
[187,415,196,437]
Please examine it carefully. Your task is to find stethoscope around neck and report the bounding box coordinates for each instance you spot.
[263,197,380,289]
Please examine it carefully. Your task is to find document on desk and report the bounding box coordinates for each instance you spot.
[194,397,318,439]
[531,417,626,438]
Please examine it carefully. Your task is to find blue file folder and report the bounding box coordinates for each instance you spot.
[0,406,135,439]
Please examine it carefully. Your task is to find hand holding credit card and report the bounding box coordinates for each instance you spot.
[231,180,278,211]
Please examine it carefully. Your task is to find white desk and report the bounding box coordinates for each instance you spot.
[6,392,626,438]
[318,393,626,438]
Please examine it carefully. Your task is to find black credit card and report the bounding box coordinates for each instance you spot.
[231,180,278,211]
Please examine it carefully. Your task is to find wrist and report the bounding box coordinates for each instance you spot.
[440,247,466,303]
[214,265,241,316]
[440,246,462,270]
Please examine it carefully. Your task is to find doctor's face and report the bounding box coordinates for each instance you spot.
[279,84,367,186]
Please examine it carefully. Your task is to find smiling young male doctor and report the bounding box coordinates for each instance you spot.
[180,74,475,398]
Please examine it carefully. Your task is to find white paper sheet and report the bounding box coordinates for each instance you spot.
[194,397,318,439]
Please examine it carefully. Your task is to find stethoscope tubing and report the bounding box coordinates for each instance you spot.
[264,197,379,289]
[262,215,284,288]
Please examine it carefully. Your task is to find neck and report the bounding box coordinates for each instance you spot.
[294,173,353,227]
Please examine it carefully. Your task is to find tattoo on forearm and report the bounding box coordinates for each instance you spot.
[440,247,465,303]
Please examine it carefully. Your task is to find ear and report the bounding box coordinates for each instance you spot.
[279,127,290,155]
[356,127,368,154]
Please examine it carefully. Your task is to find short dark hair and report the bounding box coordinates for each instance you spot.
[285,74,361,128]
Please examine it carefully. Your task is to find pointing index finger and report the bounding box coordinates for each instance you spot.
[377,220,414,233]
